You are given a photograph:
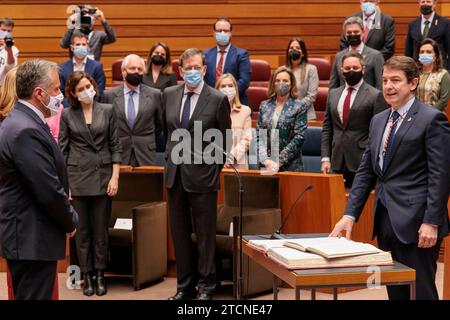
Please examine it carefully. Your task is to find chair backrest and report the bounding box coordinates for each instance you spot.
[302,126,323,173]
[223,174,280,208]
[171,59,183,81]
[246,86,269,120]
[112,59,124,84]
[308,57,332,86]
[250,59,271,87]
[313,86,328,121]
[110,172,164,226]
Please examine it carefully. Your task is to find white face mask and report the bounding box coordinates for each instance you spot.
[77,87,96,104]
[41,89,63,116]
[220,86,236,102]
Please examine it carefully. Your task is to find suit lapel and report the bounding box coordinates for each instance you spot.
[332,86,345,128]
[114,85,130,132]
[207,48,218,79]
[73,106,97,150]
[345,84,366,129]
[174,85,185,128]
[90,102,103,144]
[427,14,440,39]
[85,59,93,75]
[374,110,390,176]
[383,100,419,173]
[188,85,210,129]
[134,84,146,129]
[15,103,55,142]
[223,45,236,73]
[365,12,381,43]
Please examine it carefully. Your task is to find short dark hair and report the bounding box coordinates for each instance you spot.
[145,42,174,75]
[70,31,88,45]
[179,48,205,68]
[384,56,420,84]
[65,71,99,108]
[285,38,309,68]
[214,17,232,31]
[341,51,365,67]
[0,17,14,28]
[417,38,443,72]
[268,66,298,99]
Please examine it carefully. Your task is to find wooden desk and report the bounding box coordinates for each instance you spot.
[243,235,417,300]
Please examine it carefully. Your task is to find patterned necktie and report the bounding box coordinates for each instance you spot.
[363,18,370,43]
[342,87,354,126]
[215,50,226,80]
[423,20,430,38]
[382,110,400,171]
[181,92,194,129]
[127,90,136,129]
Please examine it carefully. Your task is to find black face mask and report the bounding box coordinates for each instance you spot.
[342,70,363,86]
[347,34,362,47]
[151,55,166,66]
[420,5,433,15]
[289,50,301,61]
[125,73,143,86]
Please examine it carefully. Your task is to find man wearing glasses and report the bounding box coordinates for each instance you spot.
[204,17,251,105]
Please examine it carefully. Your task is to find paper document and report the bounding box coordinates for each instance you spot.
[114,218,133,230]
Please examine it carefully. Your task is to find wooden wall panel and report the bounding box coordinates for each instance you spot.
[2,1,450,83]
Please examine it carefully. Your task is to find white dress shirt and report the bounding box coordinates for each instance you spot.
[363,12,376,31]
[421,11,435,34]
[349,42,365,55]
[72,56,88,72]
[123,84,140,120]
[215,43,231,68]
[180,81,205,122]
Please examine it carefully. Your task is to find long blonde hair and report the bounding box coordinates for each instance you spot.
[215,73,242,110]
[0,67,18,120]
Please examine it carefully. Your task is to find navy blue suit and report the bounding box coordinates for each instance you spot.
[204,44,251,105]
[0,103,78,299]
[405,13,450,70]
[59,58,106,107]
[345,99,450,299]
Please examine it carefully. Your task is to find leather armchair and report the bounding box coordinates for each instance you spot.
[216,174,281,298]
[108,171,167,290]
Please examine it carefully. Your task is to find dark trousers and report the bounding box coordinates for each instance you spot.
[375,202,441,300]
[72,195,112,273]
[129,148,139,167]
[7,260,57,300]
[333,158,355,189]
[167,170,217,294]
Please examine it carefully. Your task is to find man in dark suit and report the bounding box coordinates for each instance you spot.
[405,0,450,70]
[163,48,231,300]
[0,59,78,300]
[339,1,395,60]
[331,56,450,300]
[103,54,162,166]
[330,16,384,90]
[204,17,251,105]
[59,31,106,107]
[322,51,387,188]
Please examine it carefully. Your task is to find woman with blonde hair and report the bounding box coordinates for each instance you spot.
[215,73,252,169]
[0,67,18,123]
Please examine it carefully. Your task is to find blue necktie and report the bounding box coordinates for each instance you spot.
[181,92,194,129]
[382,110,400,171]
[127,90,136,129]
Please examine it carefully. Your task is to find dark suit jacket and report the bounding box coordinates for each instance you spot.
[162,83,231,193]
[344,99,450,244]
[142,71,178,91]
[102,84,162,166]
[339,12,395,60]
[0,103,78,261]
[329,45,384,90]
[204,44,252,105]
[59,58,106,107]
[405,13,450,69]
[59,102,122,196]
[321,81,388,173]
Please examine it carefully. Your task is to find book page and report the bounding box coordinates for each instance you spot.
[285,237,381,259]
[247,239,286,252]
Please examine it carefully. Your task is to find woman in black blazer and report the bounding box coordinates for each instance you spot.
[59,71,122,297]
[142,42,178,91]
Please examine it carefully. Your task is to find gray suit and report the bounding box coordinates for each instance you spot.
[103,84,162,166]
[329,46,384,90]
[321,81,388,173]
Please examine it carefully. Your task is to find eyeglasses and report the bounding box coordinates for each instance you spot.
[182,66,203,72]
[215,29,231,33]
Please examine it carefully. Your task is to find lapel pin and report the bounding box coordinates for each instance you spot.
[407,117,412,122]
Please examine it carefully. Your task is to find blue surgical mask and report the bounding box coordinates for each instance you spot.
[215,32,230,46]
[73,46,88,59]
[361,2,377,15]
[418,53,434,65]
[183,69,203,87]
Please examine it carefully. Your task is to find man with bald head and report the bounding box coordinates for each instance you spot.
[103,54,162,166]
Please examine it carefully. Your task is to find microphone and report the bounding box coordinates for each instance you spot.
[270,184,313,239]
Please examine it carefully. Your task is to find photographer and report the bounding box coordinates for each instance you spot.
[60,5,116,61]
[0,18,19,86]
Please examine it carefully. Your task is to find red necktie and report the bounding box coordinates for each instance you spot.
[342,87,354,125]
[215,50,225,80]
[363,18,370,43]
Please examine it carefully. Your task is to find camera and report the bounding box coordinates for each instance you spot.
[5,35,14,48]
[78,5,97,34]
